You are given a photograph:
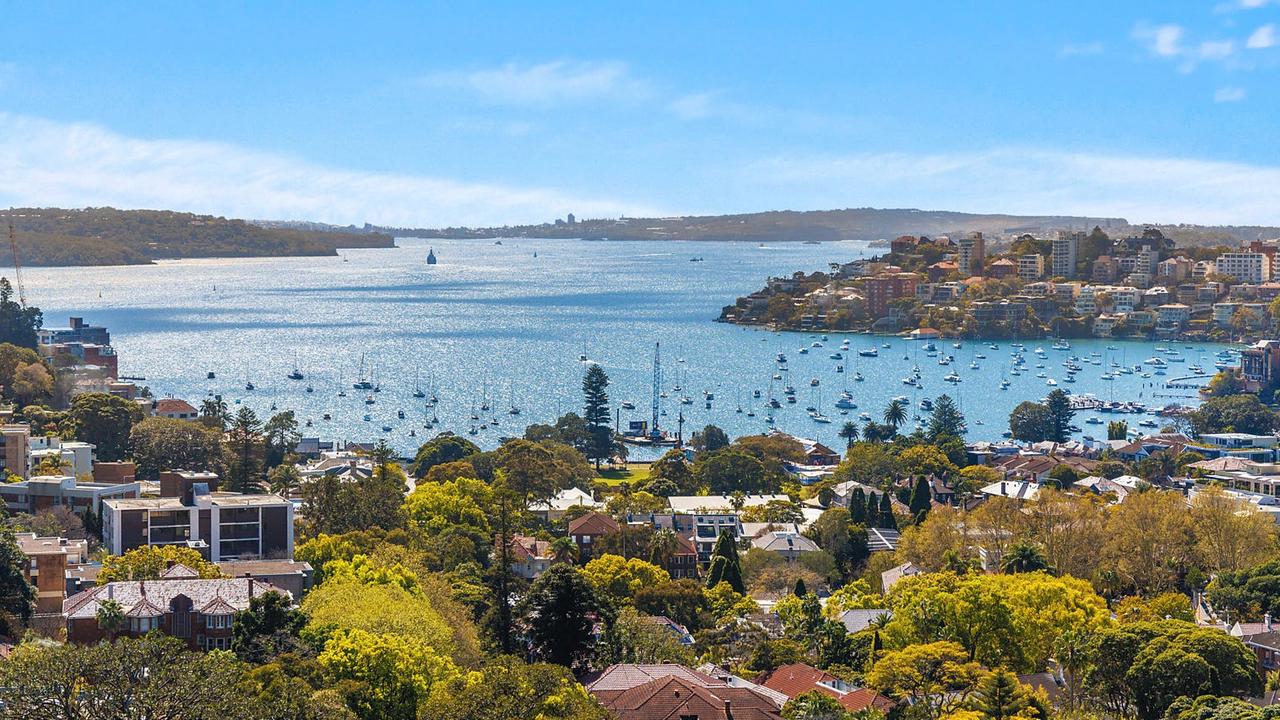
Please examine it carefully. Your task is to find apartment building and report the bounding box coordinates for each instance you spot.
[29,436,95,478]
[1216,252,1272,284]
[957,232,985,276]
[102,472,294,561]
[0,474,139,516]
[16,532,91,614]
[862,272,918,319]
[0,424,30,479]
[1017,254,1044,280]
[1052,231,1081,278]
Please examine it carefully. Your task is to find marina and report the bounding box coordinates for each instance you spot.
[26,237,1234,457]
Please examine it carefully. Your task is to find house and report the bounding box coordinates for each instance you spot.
[567,511,619,561]
[101,473,294,562]
[1073,476,1131,502]
[867,527,901,553]
[529,486,601,522]
[755,663,896,714]
[979,480,1041,501]
[838,608,893,634]
[507,535,554,579]
[587,664,784,720]
[881,561,921,593]
[665,532,701,579]
[63,569,291,650]
[152,398,199,421]
[29,436,96,478]
[751,530,820,562]
[216,559,315,599]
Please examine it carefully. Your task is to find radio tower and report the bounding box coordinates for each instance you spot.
[7,210,26,309]
[650,342,662,440]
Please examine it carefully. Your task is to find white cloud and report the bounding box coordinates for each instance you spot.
[743,148,1280,226]
[1059,42,1104,57]
[1214,86,1247,101]
[1240,0,1272,8]
[1135,24,1186,56]
[1247,24,1277,48]
[1198,39,1237,59]
[421,60,651,106]
[0,112,661,226]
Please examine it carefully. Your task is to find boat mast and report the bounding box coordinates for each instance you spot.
[651,342,662,440]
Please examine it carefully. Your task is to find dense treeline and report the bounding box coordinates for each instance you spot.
[5,207,394,266]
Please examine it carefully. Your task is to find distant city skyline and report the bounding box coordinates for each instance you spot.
[2,2,1279,226]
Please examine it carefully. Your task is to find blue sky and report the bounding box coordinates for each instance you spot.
[2,1,1279,226]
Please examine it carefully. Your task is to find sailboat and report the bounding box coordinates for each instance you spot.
[353,354,374,390]
[508,383,521,416]
[288,353,304,381]
[412,369,426,399]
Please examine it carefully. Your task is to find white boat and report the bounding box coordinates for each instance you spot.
[859,348,879,357]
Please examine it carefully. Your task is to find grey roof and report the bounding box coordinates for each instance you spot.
[64,577,290,620]
[838,609,892,634]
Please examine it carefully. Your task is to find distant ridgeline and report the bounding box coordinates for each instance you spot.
[380,208,1280,248]
[5,208,394,266]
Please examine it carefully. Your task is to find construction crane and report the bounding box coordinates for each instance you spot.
[7,209,26,309]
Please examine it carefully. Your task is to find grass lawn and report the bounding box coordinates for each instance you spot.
[595,462,653,486]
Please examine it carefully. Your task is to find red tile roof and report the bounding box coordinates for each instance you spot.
[568,511,620,537]
[598,675,783,720]
[154,399,197,414]
[755,663,895,713]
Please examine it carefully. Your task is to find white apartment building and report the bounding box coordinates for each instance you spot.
[1215,252,1271,284]
[1052,231,1080,278]
[1017,254,1044,280]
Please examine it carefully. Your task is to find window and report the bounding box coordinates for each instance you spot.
[129,616,159,633]
[205,614,232,630]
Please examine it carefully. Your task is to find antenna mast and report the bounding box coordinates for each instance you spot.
[7,210,26,309]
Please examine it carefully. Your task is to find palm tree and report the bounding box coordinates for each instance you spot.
[96,598,124,640]
[648,528,679,569]
[838,421,860,449]
[200,396,229,430]
[883,399,907,429]
[1001,541,1052,574]
[549,536,579,565]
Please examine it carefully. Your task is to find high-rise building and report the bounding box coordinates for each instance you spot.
[1052,231,1081,278]
[1214,252,1272,284]
[957,232,986,277]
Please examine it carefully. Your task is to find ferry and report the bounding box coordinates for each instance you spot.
[858,348,879,357]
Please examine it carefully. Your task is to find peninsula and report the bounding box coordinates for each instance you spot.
[6,207,395,266]
[721,226,1280,342]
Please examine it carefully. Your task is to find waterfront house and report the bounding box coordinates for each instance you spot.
[151,398,199,421]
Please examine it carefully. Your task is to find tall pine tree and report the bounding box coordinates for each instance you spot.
[849,487,866,523]
[879,492,897,530]
[704,530,745,593]
[582,365,612,469]
[865,491,879,528]
[908,476,932,520]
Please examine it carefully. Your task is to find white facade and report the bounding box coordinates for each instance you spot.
[1215,252,1271,284]
[1017,254,1044,280]
[1052,232,1079,278]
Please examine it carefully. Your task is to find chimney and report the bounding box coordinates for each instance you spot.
[1267,613,1273,631]
[107,584,114,600]
[248,578,254,599]
[724,699,733,719]
[138,579,145,597]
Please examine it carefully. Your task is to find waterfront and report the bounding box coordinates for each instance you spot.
[25,238,1232,457]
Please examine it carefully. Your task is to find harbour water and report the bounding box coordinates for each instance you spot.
[24,238,1231,457]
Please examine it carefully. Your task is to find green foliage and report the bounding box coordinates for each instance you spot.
[927,395,967,439]
[1206,557,1280,621]
[409,433,481,479]
[866,640,985,720]
[885,570,1109,673]
[1191,394,1280,436]
[693,424,730,453]
[0,635,259,719]
[0,525,34,636]
[1108,420,1130,441]
[0,279,42,348]
[695,448,768,494]
[908,476,932,519]
[302,578,459,660]
[318,627,459,720]
[705,530,745,594]
[1000,542,1052,574]
[634,579,712,632]
[598,606,695,666]
[232,589,308,663]
[98,544,222,582]
[69,392,144,462]
[225,406,265,492]
[421,656,611,720]
[517,563,606,670]
[1008,401,1053,443]
[582,554,670,604]
[1084,620,1261,720]
[582,365,613,468]
[782,690,859,719]
[128,416,224,481]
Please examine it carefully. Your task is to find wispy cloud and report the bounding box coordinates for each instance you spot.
[421,60,651,106]
[0,113,661,226]
[744,148,1280,226]
[1135,24,1185,57]
[1214,86,1247,101]
[1247,23,1277,48]
[1059,42,1105,57]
